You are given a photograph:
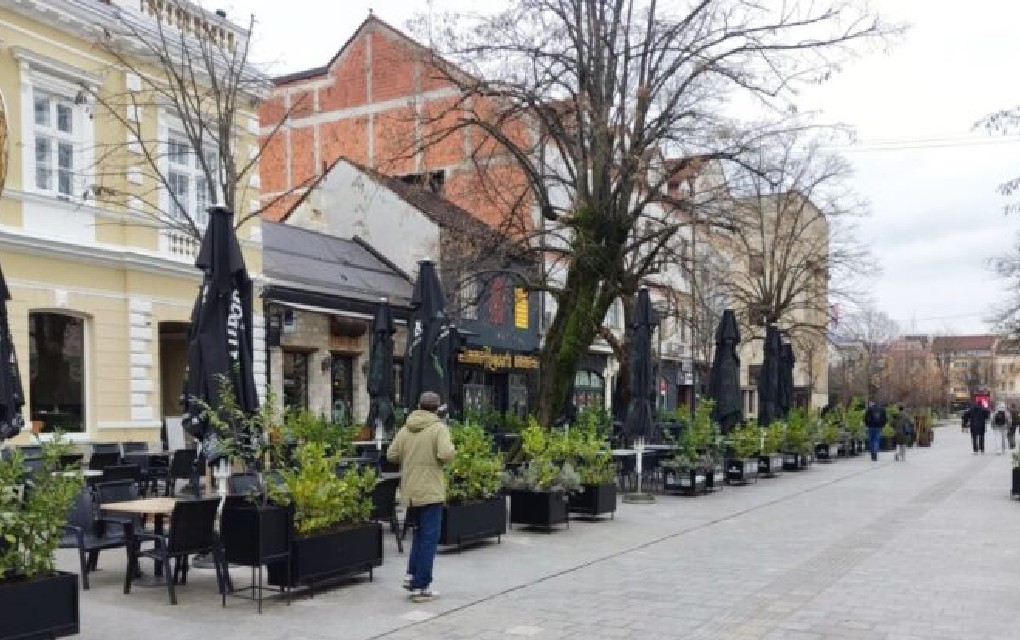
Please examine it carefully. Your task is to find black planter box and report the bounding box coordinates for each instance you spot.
[509,490,569,530]
[222,504,292,567]
[725,458,759,484]
[568,483,617,519]
[814,443,837,462]
[267,522,383,592]
[879,435,896,452]
[836,440,849,457]
[1012,468,1020,498]
[758,454,784,477]
[782,452,809,471]
[441,497,507,546]
[0,571,79,640]
[662,467,708,495]
[705,464,726,491]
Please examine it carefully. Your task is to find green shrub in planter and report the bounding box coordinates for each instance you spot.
[503,420,580,493]
[446,422,503,504]
[763,421,785,454]
[730,421,763,459]
[784,409,812,456]
[565,408,615,486]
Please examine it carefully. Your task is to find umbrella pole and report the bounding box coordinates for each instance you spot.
[622,437,655,504]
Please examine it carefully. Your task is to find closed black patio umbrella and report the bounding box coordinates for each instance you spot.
[624,288,657,441]
[434,323,464,419]
[778,338,796,419]
[181,206,259,462]
[0,261,24,442]
[366,298,396,438]
[403,260,449,411]
[708,309,742,434]
[757,324,782,427]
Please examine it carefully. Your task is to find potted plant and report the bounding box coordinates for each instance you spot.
[1012,447,1020,499]
[566,408,617,519]
[726,420,761,484]
[266,441,381,594]
[758,422,785,477]
[441,421,506,547]
[0,436,84,640]
[880,405,898,451]
[915,408,934,447]
[782,409,812,471]
[503,420,580,530]
[814,414,840,462]
[845,401,866,455]
[662,402,717,495]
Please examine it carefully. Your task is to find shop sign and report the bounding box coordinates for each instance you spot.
[459,347,540,371]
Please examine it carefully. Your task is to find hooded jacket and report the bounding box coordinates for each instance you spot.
[386,409,455,507]
[992,402,1010,430]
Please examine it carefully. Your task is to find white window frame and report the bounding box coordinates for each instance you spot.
[14,51,96,202]
[159,114,219,229]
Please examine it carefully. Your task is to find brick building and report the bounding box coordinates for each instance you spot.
[258,15,531,230]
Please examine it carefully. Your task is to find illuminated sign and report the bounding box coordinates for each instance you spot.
[459,347,540,371]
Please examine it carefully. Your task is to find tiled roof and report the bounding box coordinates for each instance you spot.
[931,334,998,352]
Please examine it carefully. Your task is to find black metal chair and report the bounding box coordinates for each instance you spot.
[22,457,45,477]
[162,449,200,497]
[58,453,85,470]
[123,497,227,605]
[371,477,403,553]
[121,441,149,455]
[58,487,132,590]
[96,479,145,533]
[88,451,122,472]
[92,443,121,455]
[17,445,42,458]
[101,464,142,485]
[227,472,262,496]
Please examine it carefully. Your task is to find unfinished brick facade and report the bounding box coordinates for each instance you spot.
[258,16,533,229]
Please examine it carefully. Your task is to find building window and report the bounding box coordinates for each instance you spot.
[509,373,529,417]
[330,355,354,425]
[397,170,445,194]
[488,276,509,325]
[457,278,479,321]
[282,350,309,411]
[33,93,77,197]
[574,370,605,410]
[29,312,85,433]
[167,131,217,226]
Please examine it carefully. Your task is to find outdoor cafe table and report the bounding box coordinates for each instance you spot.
[102,497,177,584]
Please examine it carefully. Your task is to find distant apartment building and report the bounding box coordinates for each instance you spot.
[931,335,998,410]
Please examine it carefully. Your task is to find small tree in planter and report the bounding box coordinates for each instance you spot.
[265,441,381,594]
[783,409,812,470]
[881,405,898,452]
[915,408,935,447]
[503,420,580,529]
[663,402,721,494]
[726,421,762,484]
[0,436,84,640]
[845,401,866,455]
[441,422,506,546]
[815,414,841,462]
[759,422,786,476]
[566,408,617,519]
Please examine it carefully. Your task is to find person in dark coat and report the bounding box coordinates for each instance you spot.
[1010,403,1020,450]
[893,405,913,462]
[967,401,990,454]
[864,401,887,462]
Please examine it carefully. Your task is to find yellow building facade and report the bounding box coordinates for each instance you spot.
[0,0,263,445]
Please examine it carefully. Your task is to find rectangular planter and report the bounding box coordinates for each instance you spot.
[725,458,759,484]
[509,490,569,530]
[814,443,837,462]
[879,435,896,452]
[662,467,708,496]
[758,454,784,477]
[782,452,809,471]
[568,483,617,519]
[0,571,79,640]
[267,522,383,591]
[705,464,726,491]
[1012,468,1020,498]
[836,440,849,457]
[917,432,933,447]
[221,503,292,567]
[441,497,507,546]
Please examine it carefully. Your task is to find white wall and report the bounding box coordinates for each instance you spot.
[287,160,442,276]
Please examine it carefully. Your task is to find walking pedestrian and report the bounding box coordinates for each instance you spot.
[864,401,887,462]
[1010,404,1019,450]
[893,405,913,462]
[992,401,1010,454]
[967,401,990,454]
[386,391,455,603]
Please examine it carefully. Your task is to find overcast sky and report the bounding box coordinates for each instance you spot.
[233,0,1020,336]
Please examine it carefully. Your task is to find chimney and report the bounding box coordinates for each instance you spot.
[215,9,226,18]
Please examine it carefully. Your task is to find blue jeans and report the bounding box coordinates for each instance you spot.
[867,427,882,460]
[407,503,443,590]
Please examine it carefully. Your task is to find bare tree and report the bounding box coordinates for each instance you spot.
[81,1,306,240]
[836,303,899,399]
[404,0,893,424]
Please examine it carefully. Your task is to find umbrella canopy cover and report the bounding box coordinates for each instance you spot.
[757,325,782,428]
[182,206,259,443]
[708,309,742,433]
[434,323,464,419]
[778,340,796,419]
[0,262,24,442]
[403,261,448,410]
[624,289,657,440]
[366,299,396,435]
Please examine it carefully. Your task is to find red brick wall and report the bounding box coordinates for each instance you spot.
[259,18,533,231]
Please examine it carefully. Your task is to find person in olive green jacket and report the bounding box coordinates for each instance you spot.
[386,391,455,602]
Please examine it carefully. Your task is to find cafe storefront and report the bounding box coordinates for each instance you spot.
[459,347,540,417]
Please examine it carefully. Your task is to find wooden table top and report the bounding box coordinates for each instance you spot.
[102,497,177,515]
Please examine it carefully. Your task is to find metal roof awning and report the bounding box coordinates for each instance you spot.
[271,299,407,325]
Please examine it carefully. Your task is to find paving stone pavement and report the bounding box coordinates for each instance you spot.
[65,424,1020,640]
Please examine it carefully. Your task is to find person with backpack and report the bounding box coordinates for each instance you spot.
[991,401,1010,455]
[893,405,914,462]
[1010,404,1020,450]
[864,401,887,462]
